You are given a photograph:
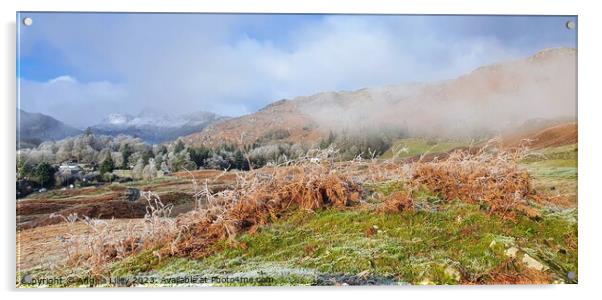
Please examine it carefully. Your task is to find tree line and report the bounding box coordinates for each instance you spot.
[17,128,404,195]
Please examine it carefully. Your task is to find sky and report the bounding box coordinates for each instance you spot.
[17,13,577,128]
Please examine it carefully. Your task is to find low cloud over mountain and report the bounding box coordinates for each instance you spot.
[90,110,227,144]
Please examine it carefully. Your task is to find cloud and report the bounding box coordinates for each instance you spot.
[19,76,128,128]
[17,14,576,127]
[47,75,77,84]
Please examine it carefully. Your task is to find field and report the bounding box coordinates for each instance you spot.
[16,128,578,286]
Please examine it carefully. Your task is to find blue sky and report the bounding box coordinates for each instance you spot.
[17,13,577,128]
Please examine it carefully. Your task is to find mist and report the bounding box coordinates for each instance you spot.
[297,48,576,139]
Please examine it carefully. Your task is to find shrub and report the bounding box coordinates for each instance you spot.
[188,147,213,167]
[410,148,534,218]
[378,191,414,213]
[99,156,115,175]
[34,162,55,188]
[172,162,362,258]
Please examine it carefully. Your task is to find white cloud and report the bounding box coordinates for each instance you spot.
[47,75,77,84]
[20,76,128,128]
[19,14,572,126]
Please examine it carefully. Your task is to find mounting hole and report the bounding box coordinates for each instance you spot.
[566,20,575,30]
[23,17,33,26]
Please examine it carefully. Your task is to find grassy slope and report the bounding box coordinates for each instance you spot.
[521,143,578,203]
[109,144,578,286]
[22,143,577,287]
[380,138,467,159]
[110,202,576,285]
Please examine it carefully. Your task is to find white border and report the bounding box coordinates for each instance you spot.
[2,0,600,299]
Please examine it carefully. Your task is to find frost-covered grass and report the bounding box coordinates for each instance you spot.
[109,200,577,286]
[522,143,577,203]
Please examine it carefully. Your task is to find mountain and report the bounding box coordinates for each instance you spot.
[17,109,81,148]
[91,110,227,144]
[183,47,577,147]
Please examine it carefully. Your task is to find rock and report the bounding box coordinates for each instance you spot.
[505,247,519,258]
[522,254,548,271]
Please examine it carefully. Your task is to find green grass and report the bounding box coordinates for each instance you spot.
[380,138,467,159]
[110,202,577,286]
[522,144,578,164]
[521,144,577,203]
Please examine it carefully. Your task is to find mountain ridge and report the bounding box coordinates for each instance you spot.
[182,47,576,147]
[17,109,82,148]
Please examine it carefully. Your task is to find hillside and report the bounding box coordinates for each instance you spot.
[182,99,325,147]
[17,139,578,285]
[183,48,576,147]
[501,122,577,150]
[17,109,81,148]
[384,121,577,164]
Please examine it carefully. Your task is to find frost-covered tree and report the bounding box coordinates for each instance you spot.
[167,149,197,171]
[97,148,112,163]
[205,153,229,170]
[131,158,145,179]
[142,158,158,179]
[160,161,169,173]
[111,151,124,168]
[56,139,74,162]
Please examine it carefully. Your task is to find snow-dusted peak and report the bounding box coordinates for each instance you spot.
[90,110,227,143]
[103,113,133,125]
